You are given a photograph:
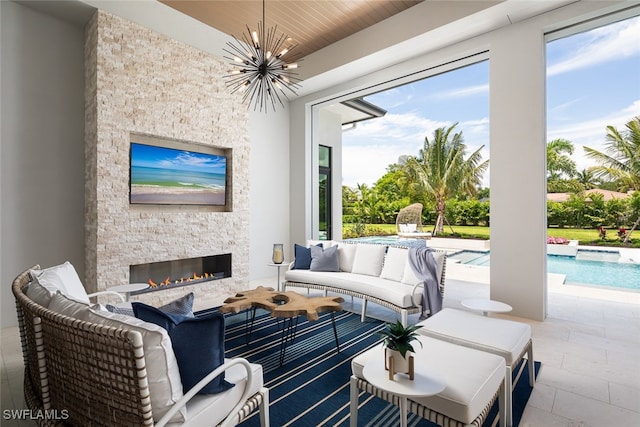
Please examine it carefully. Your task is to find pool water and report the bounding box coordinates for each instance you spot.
[346,236,427,248]
[448,250,640,291]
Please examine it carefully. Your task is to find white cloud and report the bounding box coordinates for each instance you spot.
[343,114,491,188]
[431,83,489,100]
[547,18,640,76]
[547,100,639,172]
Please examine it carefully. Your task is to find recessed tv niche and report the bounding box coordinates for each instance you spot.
[129,140,228,206]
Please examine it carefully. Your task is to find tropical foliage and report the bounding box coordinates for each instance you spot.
[401,123,489,235]
[584,117,640,242]
[342,117,638,246]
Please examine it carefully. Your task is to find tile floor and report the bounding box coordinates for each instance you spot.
[2,274,639,426]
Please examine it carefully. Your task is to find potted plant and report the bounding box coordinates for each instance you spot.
[378,320,423,379]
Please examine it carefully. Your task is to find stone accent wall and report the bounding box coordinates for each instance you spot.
[84,11,249,306]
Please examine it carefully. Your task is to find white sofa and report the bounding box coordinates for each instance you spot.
[283,241,447,326]
[12,263,269,427]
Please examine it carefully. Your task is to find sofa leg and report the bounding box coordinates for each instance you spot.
[401,310,408,327]
[350,376,359,427]
[361,299,367,322]
[260,387,270,427]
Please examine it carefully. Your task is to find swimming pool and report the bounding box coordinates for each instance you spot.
[346,236,427,248]
[448,250,640,291]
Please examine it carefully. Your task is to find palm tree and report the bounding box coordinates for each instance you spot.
[584,117,640,242]
[584,117,640,191]
[547,138,577,181]
[403,123,488,235]
[575,168,598,190]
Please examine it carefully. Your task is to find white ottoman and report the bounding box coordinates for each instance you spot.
[350,335,506,427]
[417,308,535,427]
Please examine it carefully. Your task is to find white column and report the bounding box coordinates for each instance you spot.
[489,20,547,321]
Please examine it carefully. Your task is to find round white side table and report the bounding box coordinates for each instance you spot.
[362,357,445,427]
[268,262,289,291]
[110,283,149,302]
[461,298,512,316]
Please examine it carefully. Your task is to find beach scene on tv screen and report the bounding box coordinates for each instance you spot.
[130,142,226,205]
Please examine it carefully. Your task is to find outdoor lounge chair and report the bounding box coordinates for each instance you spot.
[396,203,432,239]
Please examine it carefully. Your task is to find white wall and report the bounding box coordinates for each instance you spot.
[1,1,86,327]
[289,0,633,321]
[249,107,292,281]
[316,108,343,240]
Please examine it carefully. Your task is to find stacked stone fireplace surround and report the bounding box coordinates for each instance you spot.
[84,11,249,307]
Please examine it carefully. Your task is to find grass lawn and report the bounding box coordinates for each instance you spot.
[343,223,640,248]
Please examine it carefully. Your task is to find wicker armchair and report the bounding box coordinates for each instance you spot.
[396,203,432,239]
[12,266,269,427]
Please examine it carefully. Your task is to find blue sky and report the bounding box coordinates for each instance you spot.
[131,143,226,173]
[342,15,640,188]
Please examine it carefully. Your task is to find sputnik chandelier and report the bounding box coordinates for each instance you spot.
[223,0,301,112]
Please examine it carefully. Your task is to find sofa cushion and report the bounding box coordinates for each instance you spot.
[285,269,421,308]
[310,245,340,272]
[81,308,186,423]
[336,242,357,273]
[28,261,89,305]
[417,308,532,366]
[134,304,233,395]
[351,244,386,277]
[380,247,407,282]
[352,335,505,425]
[185,360,263,426]
[48,292,98,317]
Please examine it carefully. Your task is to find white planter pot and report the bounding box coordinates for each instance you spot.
[384,347,415,380]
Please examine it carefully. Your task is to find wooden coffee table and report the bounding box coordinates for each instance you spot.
[221,286,344,365]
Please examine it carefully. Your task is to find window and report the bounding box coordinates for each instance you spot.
[319,145,332,240]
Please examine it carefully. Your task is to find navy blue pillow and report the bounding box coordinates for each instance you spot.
[293,243,323,270]
[133,303,234,394]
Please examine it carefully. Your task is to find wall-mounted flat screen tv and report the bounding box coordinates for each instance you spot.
[130,141,227,206]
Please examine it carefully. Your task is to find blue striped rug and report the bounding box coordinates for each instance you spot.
[218,309,539,427]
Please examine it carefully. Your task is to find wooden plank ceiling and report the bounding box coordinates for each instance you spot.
[160,0,425,60]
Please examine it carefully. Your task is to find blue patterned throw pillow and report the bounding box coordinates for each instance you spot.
[107,292,195,318]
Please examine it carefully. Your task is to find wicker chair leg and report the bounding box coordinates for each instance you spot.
[259,387,270,427]
[349,376,359,427]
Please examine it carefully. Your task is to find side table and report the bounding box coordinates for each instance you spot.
[362,357,445,427]
[461,298,512,316]
[268,262,289,291]
[110,283,149,302]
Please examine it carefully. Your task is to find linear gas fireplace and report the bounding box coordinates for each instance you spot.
[130,253,231,295]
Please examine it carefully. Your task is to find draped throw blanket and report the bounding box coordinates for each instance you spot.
[408,247,443,318]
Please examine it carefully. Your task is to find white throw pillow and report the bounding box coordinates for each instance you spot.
[80,308,186,423]
[351,244,386,277]
[29,261,90,304]
[401,257,421,285]
[26,280,55,307]
[48,292,97,318]
[336,243,357,273]
[380,247,408,282]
